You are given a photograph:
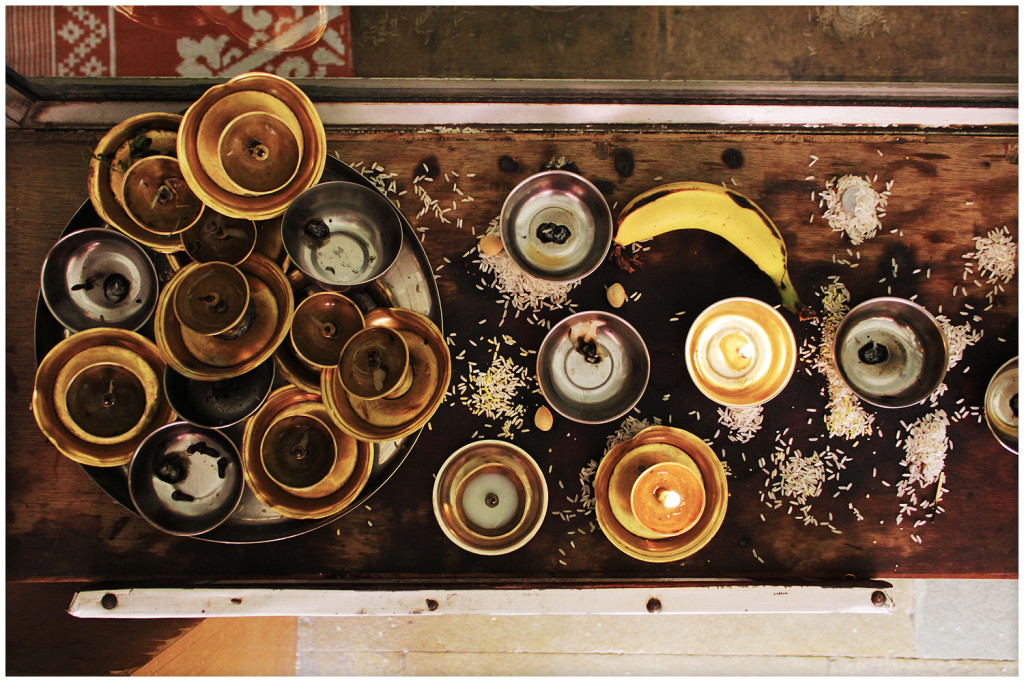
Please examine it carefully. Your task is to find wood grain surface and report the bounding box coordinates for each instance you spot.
[7,127,1018,585]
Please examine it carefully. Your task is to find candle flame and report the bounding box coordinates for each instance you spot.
[737,342,755,360]
[658,488,682,509]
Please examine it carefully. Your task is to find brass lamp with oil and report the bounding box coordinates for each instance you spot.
[172,261,255,339]
[685,297,797,407]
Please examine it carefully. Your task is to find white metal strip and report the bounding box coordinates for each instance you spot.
[27,100,1018,129]
[68,584,894,619]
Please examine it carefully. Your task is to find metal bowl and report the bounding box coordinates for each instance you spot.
[180,209,257,265]
[984,357,1018,454]
[281,181,404,288]
[120,155,205,235]
[499,170,612,282]
[433,440,547,556]
[163,357,275,429]
[289,291,364,370]
[128,422,245,536]
[832,297,948,408]
[216,111,304,196]
[40,228,159,333]
[537,311,650,424]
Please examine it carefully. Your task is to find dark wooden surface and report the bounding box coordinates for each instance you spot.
[7,127,1018,585]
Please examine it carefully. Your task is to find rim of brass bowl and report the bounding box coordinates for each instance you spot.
[177,72,326,220]
[87,112,186,253]
[120,154,205,236]
[196,90,304,195]
[290,291,365,370]
[274,342,323,394]
[984,356,1018,454]
[52,344,161,446]
[260,412,339,498]
[321,308,451,443]
[172,261,251,336]
[432,440,547,556]
[685,297,797,407]
[180,208,258,265]
[155,252,294,380]
[830,297,948,409]
[128,421,245,536]
[595,425,729,563]
[32,328,175,467]
[215,110,304,196]
[241,385,373,519]
[40,227,159,333]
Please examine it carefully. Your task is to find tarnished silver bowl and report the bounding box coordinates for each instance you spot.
[832,297,948,408]
[40,228,159,333]
[163,358,275,429]
[499,170,612,282]
[537,311,650,424]
[281,181,403,288]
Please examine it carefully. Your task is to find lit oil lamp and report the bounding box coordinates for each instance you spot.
[685,297,796,407]
[629,461,706,538]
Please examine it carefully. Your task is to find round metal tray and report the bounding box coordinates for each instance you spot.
[34,156,442,543]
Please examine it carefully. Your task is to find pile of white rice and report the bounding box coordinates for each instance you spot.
[962,225,1017,303]
[819,175,891,245]
[717,405,764,443]
[895,410,951,538]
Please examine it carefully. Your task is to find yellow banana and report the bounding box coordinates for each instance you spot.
[614,181,805,315]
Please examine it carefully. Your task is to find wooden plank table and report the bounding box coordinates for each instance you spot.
[6,127,1018,587]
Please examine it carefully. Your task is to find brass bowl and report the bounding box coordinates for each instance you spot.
[178,72,326,220]
[685,297,797,407]
[32,328,175,467]
[216,111,304,196]
[121,155,205,235]
[241,385,372,519]
[628,459,706,539]
[128,422,245,536]
[87,112,186,253]
[433,440,547,556]
[321,308,451,443]
[155,252,294,380]
[40,227,159,333]
[290,291,364,370]
[274,341,323,394]
[260,412,339,498]
[338,326,412,400]
[595,426,729,563]
[984,357,1018,454]
[180,209,257,265]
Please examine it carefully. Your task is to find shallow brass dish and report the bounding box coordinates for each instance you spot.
[241,385,372,519]
[121,155,205,235]
[321,308,451,443]
[216,110,303,196]
[290,291,365,370]
[595,425,728,563]
[180,209,257,265]
[87,112,186,253]
[177,72,326,220]
[155,252,294,379]
[32,328,175,467]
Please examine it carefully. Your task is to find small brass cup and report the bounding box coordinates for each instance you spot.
[338,326,414,400]
[290,292,365,370]
[172,261,253,338]
[121,155,204,235]
[216,111,303,196]
[181,209,258,265]
[629,461,706,538]
[260,412,338,499]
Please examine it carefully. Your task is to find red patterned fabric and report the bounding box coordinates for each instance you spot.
[6,5,352,78]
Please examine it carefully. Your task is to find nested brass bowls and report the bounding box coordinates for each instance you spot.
[88,112,186,253]
[281,181,404,288]
[984,357,1018,454]
[121,155,205,235]
[172,261,252,337]
[322,307,451,443]
[289,291,364,370]
[595,426,728,563]
[433,440,548,556]
[260,413,338,498]
[215,111,304,196]
[32,328,175,467]
[40,227,158,332]
[178,71,326,220]
[241,385,372,519]
[128,422,245,536]
[181,210,257,265]
[155,252,294,380]
[686,297,797,407]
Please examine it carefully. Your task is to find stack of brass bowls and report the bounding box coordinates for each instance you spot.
[241,385,373,519]
[178,71,327,220]
[595,425,729,562]
[322,307,451,443]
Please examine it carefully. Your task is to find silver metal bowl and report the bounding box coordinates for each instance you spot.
[984,357,1018,454]
[281,181,403,288]
[128,421,245,536]
[40,228,159,332]
[163,358,276,429]
[537,311,650,424]
[499,170,612,282]
[832,297,948,408]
